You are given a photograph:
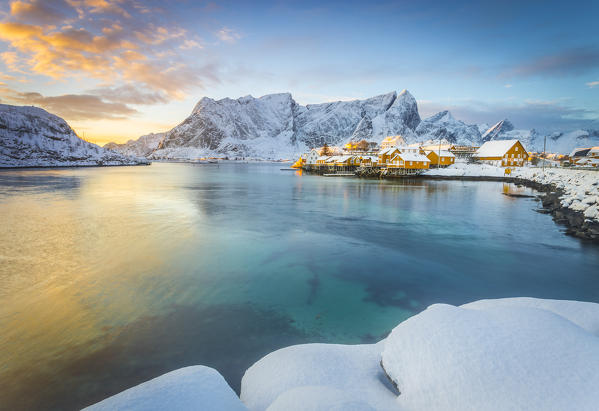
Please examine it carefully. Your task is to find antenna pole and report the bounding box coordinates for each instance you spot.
[542,135,546,174]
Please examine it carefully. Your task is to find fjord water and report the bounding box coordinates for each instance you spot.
[1,163,598,410]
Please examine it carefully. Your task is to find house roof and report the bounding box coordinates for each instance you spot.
[378,147,400,155]
[335,155,355,162]
[392,153,431,162]
[569,147,591,157]
[474,140,520,158]
[421,144,454,151]
[425,150,455,158]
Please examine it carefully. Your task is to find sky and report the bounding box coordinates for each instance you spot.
[0,0,597,145]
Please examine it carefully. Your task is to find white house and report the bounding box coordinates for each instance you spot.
[305,149,320,165]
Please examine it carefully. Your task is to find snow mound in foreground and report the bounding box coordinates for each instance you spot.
[83,366,247,411]
[240,341,397,411]
[382,298,599,411]
[85,298,599,411]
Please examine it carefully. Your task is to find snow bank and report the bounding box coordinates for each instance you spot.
[382,299,599,411]
[425,164,599,223]
[240,342,397,411]
[424,162,508,177]
[86,298,599,411]
[83,366,247,411]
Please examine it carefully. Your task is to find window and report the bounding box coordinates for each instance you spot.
[515,147,519,152]
[409,161,412,166]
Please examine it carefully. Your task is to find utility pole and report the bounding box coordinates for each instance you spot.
[438,139,442,168]
[542,135,546,175]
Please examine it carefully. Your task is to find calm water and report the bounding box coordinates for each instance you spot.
[1,163,598,410]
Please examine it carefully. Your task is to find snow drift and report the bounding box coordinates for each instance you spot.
[86,297,599,411]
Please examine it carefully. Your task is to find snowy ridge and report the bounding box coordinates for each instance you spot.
[107,90,599,160]
[150,90,423,160]
[87,298,599,411]
[415,110,480,145]
[104,132,166,157]
[0,104,146,167]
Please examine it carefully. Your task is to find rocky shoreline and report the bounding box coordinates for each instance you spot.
[421,175,599,242]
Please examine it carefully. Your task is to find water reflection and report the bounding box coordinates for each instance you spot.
[0,163,598,410]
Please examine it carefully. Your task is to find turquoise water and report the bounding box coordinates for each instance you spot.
[1,163,598,410]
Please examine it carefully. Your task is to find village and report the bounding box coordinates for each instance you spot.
[292,135,599,177]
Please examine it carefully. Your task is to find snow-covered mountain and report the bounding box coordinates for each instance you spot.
[478,119,540,150]
[546,129,599,154]
[106,90,598,160]
[0,104,146,168]
[150,90,422,160]
[104,132,165,157]
[415,110,480,146]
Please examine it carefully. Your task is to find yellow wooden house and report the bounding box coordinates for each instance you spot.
[334,155,361,167]
[315,156,329,166]
[387,152,431,169]
[359,155,378,167]
[378,148,401,166]
[425,150,455,167]
[473,139,527,167]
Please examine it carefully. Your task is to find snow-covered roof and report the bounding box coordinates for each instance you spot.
[425,150,455,158]
[360,155,378,161]
[570,147,592,157]
[335,155,354,162]
[395,146,420,151]
[474,140,520,158]
[392,152,430,162]
[378,147,400,155]
[316,156,329,161]
[421,144,454,151]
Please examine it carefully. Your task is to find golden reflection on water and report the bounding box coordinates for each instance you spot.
[0,167,201,379]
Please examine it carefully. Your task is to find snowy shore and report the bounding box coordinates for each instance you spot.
[424,163,599,239]
[85,297,599,411]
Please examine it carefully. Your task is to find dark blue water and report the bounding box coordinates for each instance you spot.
[1,163,598,410]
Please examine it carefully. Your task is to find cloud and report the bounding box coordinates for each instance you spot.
[0,84,138,120]
[418,98,598,132]
[0,1,218,104]
[502,46,599,78]
[10,0,68,26]
[504,84,512,88]
[88,84,168,105]
[66,0,131,18]
[586,81,599,88]
[180,38,202,50]
[216,27,241,43]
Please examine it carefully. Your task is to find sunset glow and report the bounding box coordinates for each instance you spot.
[0,0,597,144]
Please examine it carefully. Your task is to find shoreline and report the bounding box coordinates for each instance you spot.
[0,161,151,170]
[303,168,599,243]
[420,174,599,242]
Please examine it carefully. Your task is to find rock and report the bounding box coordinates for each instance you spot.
[381,299,599,411]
